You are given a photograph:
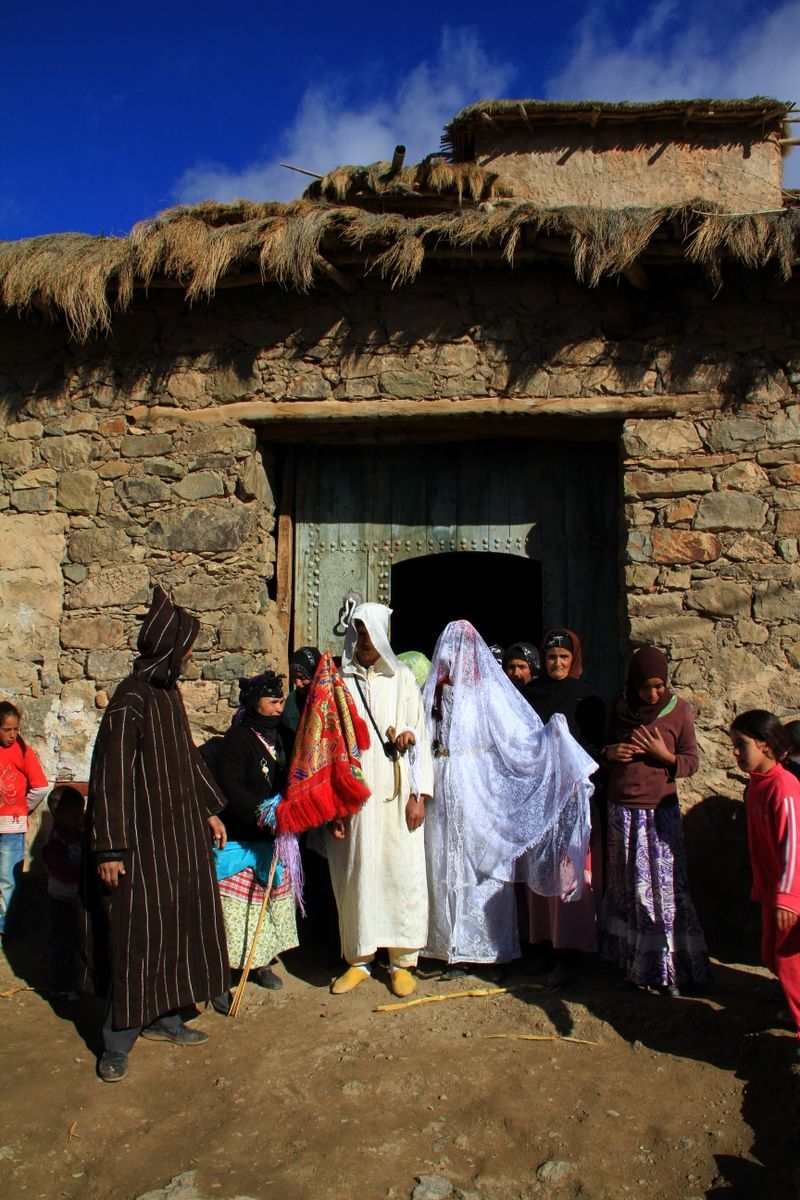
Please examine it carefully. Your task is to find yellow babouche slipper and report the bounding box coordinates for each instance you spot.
[331,966,370,995]
[390,968,416,998]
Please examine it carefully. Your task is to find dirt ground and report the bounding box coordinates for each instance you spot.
[2,880,800,1200]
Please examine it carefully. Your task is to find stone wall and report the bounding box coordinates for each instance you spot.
[1,262,799,841]
[623,408,800,800]
[0,396,280,781]
[621,402,800,950]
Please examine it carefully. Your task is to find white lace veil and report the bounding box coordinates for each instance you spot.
[422,620,595,897]
[342,602,401,675]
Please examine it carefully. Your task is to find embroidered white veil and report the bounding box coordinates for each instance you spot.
[421,619,596,898]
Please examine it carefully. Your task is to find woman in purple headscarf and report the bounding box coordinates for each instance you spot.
[601,645,711,995]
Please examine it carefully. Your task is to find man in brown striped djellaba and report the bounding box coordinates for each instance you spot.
[84,586,229,1082]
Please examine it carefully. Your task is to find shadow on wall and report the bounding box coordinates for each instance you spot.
[684,792,759,965]
[2,265,798,422]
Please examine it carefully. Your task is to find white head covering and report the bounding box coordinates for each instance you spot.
[422,619,595,897]
[342,602,401,676]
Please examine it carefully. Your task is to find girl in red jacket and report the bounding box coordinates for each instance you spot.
[0,701,50,936]
[730,709,800,1045]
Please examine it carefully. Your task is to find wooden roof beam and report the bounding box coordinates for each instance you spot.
[318,257,356,292]
[622,262,651,290]
[128,392,716,427]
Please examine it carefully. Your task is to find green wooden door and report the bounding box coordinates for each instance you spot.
[293,439,619,695]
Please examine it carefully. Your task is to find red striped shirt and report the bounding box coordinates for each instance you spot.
[746,763,800,915]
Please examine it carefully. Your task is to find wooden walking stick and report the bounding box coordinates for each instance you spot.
[228,847,280,1018]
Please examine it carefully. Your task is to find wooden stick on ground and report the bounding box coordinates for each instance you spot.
[0,984,31,999]
[481,1033,599,1047]
[374,983,544,1012]
[228,850,280,1018]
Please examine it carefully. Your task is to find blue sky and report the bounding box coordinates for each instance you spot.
[2,0,798,241]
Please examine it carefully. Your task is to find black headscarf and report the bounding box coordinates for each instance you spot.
[133,586,198,690]
[289,646,322,683]
[523,627,603,750]
[502,642,540,675]
[234,671,286,737]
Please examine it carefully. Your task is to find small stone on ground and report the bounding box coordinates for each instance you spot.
[412,1174,454,1200]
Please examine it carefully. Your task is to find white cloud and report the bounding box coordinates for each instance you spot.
[174,28,516,205]
[545,0,800,186]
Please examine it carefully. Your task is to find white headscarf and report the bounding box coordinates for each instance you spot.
[342,602,401,676]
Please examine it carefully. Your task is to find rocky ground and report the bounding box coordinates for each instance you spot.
[2,881,800,1200]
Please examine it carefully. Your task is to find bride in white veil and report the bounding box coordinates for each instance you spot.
[422,620,596,971]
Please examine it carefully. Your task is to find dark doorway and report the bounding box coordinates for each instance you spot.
[290,437,620,699]
[390,552,543,659]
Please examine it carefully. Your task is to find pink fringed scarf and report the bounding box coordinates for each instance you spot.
[276,652,371,835]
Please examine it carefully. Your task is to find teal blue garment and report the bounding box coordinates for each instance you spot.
[214,840,282,888]
[281,689,303,734]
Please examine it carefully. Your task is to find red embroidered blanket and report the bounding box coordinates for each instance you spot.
[276,652,371,835]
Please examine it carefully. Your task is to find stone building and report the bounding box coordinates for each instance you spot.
[1,96,799,937]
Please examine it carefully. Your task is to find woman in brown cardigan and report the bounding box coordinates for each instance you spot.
[601,645,711,995]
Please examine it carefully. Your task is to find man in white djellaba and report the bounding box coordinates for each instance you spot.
[327,602,434,998]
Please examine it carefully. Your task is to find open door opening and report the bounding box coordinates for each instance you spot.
[287,437,620,697]
[389,552,543,659]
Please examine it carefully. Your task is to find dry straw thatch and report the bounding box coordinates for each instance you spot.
[686,207,800,285]
[448,96,792,127]
[443,97,794,158]
[304,158,506,204]
[1,197,798,340]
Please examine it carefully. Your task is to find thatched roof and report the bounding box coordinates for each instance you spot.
[1,197,799,341]
[444,97,794,158]
[302,158,511,210]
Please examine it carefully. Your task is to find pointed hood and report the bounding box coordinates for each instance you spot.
[133,585,199,689]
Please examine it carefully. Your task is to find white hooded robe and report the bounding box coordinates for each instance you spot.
[326,603,434,961]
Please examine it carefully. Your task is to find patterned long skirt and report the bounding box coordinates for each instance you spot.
[601,802,711,989]
[218,868,298,971]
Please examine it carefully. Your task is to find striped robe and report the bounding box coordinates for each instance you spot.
[84,587,229,1029]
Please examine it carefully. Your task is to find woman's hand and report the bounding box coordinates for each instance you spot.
[629,725,676,766]
[604,742,637,763]
[405,795,425,831]
[208,815,227,849]
[776,906,799,933]
[97,860,125,888]
[329,817,347,839]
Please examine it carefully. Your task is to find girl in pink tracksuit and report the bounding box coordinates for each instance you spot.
[730,710,800,1045]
